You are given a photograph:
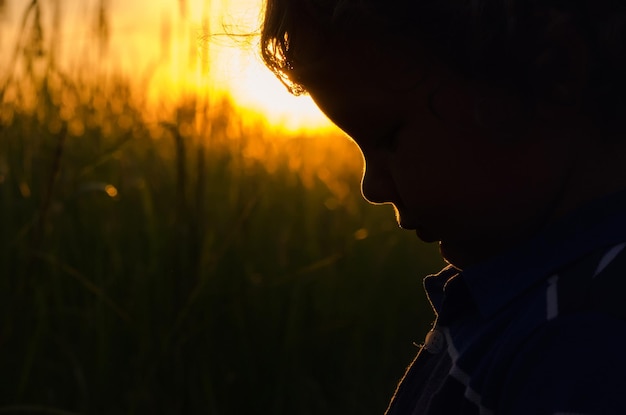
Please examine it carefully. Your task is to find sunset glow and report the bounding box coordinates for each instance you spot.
[113,0,334,131]
[0,0,334,132]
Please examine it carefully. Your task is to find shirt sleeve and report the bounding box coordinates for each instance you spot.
[499,312,626,415]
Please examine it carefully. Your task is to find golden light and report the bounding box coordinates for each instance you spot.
[210,0,335,132]
[354,228,369,241]
[218,45,335,132]
[107,0,334,132]
[0,0,336,131]
[104,185,119,198]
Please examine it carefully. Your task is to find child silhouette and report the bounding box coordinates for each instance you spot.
[261,1,626,413]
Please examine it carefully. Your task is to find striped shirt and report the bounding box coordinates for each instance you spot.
[386,191,626,414]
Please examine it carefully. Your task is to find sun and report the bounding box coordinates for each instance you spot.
[0,0,334,132]
[90,0,334,132]
[165,0,335,132]
[211,0,334,132]
[215,43,334,132]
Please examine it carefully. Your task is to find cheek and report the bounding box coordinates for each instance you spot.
[388,119,489,208]
[389,130,565,228]
[431,80,530,135]
[387,144,457,212]
[383,78,574,242]
[430,83,478,127]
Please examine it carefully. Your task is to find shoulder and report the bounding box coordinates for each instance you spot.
[496,242,626,413]
[499,311,626,414]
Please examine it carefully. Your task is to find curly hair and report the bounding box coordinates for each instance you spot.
[260,0,626,136]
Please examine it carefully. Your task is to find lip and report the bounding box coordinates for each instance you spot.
[394,207,439,241]
[397,217,417,231]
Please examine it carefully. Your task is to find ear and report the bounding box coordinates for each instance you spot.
[530,7,590,122]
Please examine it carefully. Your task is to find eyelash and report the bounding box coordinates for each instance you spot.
[376,125,402,152]
[427,84,445,121]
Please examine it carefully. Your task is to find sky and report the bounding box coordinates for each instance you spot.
[1,0,333,130]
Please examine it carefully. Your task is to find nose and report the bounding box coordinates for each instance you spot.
[360,160,395,205]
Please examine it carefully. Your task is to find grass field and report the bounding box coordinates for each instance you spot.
[0,1,444,413]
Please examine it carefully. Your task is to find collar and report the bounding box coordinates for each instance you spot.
[424,189,626,320]
[424,265,459,315]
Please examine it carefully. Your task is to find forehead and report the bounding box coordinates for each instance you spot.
[292,38,453,137]
[290,32,433,88]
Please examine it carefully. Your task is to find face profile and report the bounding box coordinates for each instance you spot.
[298,38,579,268]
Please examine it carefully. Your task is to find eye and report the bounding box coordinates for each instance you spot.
[375,124,403,152]
[426,84,445,121]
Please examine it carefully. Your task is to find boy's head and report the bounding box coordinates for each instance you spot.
[262,0,626,121]
[260,0,626,268]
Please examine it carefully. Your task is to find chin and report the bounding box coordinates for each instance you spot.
[438,239,492,270]
[438,241,463,268]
